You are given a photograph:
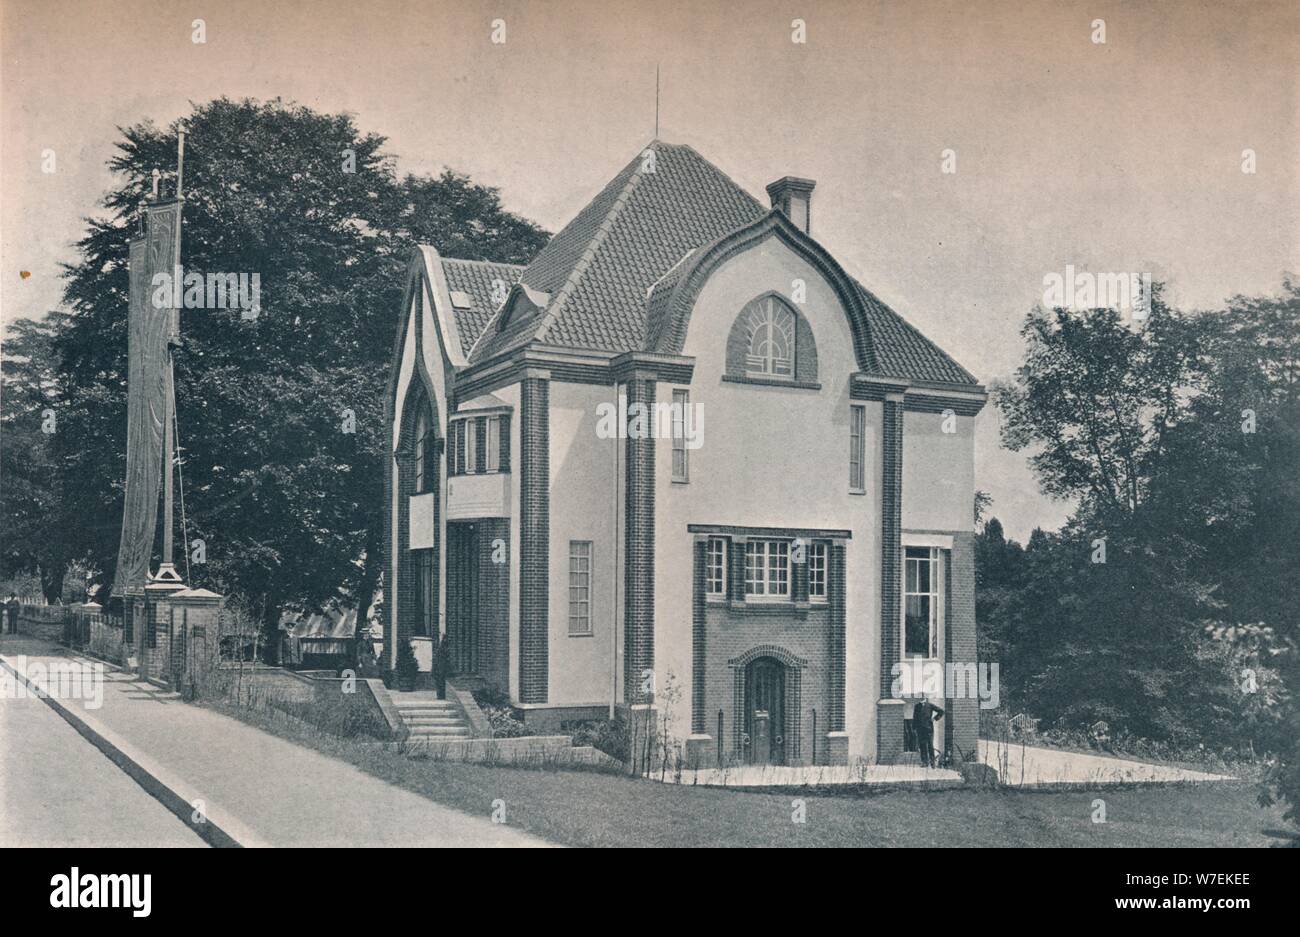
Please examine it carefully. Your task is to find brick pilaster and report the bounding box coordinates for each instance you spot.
[793,542,809,604]
[829,542,846,731]
[519,374,550,703]
[623,375,656,704]
[691,538,707,732]
[878,397,904,756]
[474,417,487,474]
[947,533,978,759]
[498,414,512,473]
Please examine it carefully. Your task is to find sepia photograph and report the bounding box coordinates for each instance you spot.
[0,0,1295,901]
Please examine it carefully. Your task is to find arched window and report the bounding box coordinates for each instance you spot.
[742,296,795,378]
[413,405,434,493]
[725,294,818,386]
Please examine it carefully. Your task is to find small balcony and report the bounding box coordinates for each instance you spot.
[446,472,511,521]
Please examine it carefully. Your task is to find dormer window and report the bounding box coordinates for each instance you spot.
[743,296,795,378]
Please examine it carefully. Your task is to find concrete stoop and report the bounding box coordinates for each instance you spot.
[391,694,473,740]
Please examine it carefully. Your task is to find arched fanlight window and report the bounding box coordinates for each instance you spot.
[743,296,795,378]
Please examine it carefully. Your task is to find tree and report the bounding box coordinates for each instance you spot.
[52,97,548,655]
[993,286,1207,527]
[984,279,1300,789]
[987,288,1256,744]
[0,313,72,601]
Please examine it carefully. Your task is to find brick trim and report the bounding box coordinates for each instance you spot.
[878,398,904,750]
[519,376,549,703]
[498,413,511,472]
[474,417,487,474]
[829,542,846,731]
[793,543,809,604]
[727,537,745,602]
[943,547,954,756]
[692,538,707,733]
[623,376,656,703]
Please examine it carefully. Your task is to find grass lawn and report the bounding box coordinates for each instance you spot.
[208,700,1287,848]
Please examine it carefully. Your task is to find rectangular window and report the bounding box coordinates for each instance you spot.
[415,549,436,637]
[485,416,500,472]
[465,419,477,475]
[849,405,866,492]
[904,546,939,658]
[568,541,592,635]
[671,389,689,482]
[744,540,790,598]
[705,537,727,597]
[808,541,828,600]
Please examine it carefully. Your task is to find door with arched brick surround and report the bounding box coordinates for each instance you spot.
[744,657,785,765]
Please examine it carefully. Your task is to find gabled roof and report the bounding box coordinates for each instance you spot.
[463,138,980,387]
[470,140,767,363]
[439,258,524,358]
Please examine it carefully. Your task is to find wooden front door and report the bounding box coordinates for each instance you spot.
[447,523,479,675]
[745,658,785,765]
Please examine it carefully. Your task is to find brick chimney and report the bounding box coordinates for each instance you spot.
[766,176,816,234]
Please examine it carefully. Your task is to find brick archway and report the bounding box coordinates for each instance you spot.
[729,645,806,763]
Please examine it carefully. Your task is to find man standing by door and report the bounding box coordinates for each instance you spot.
[912,698,945,768]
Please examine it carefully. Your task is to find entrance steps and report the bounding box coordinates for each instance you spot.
[391,693,472,739]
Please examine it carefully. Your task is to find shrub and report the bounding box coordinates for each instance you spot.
[395,640,419,690]
[472,687,533,738]
[566,717,630,764]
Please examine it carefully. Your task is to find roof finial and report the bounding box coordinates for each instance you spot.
[655,63,660,140]
[151,168,160,199]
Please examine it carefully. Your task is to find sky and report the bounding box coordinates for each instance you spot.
[3,0,1297,539]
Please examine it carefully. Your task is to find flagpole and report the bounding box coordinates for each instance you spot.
[158,130,185,582]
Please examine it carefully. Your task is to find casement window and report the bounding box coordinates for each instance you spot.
[671,389,689,482]
[744,539,790,598]
[849,404,866,493]
[808,540,828,601]
[904,546,940,658]
[414,549,436,637]
[465,419,478,475]
[485,416,500,472]
[743,296,795,378]
[568,541,593,635]
[705,536,727,597]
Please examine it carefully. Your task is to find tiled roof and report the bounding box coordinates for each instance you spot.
[470,141,767,362]
[853,281,979,385]
[463,139,979,387]
[440,258,524,358]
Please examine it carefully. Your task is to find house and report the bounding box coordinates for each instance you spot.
[382,140,986,766]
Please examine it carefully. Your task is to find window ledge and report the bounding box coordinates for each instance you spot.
[726,599,800,616]
[722,374,821,391]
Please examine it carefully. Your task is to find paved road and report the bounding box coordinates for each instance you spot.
[0,679,204,847]
[1,636,550,847]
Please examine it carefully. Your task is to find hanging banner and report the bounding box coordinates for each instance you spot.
[111,200,180,595]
